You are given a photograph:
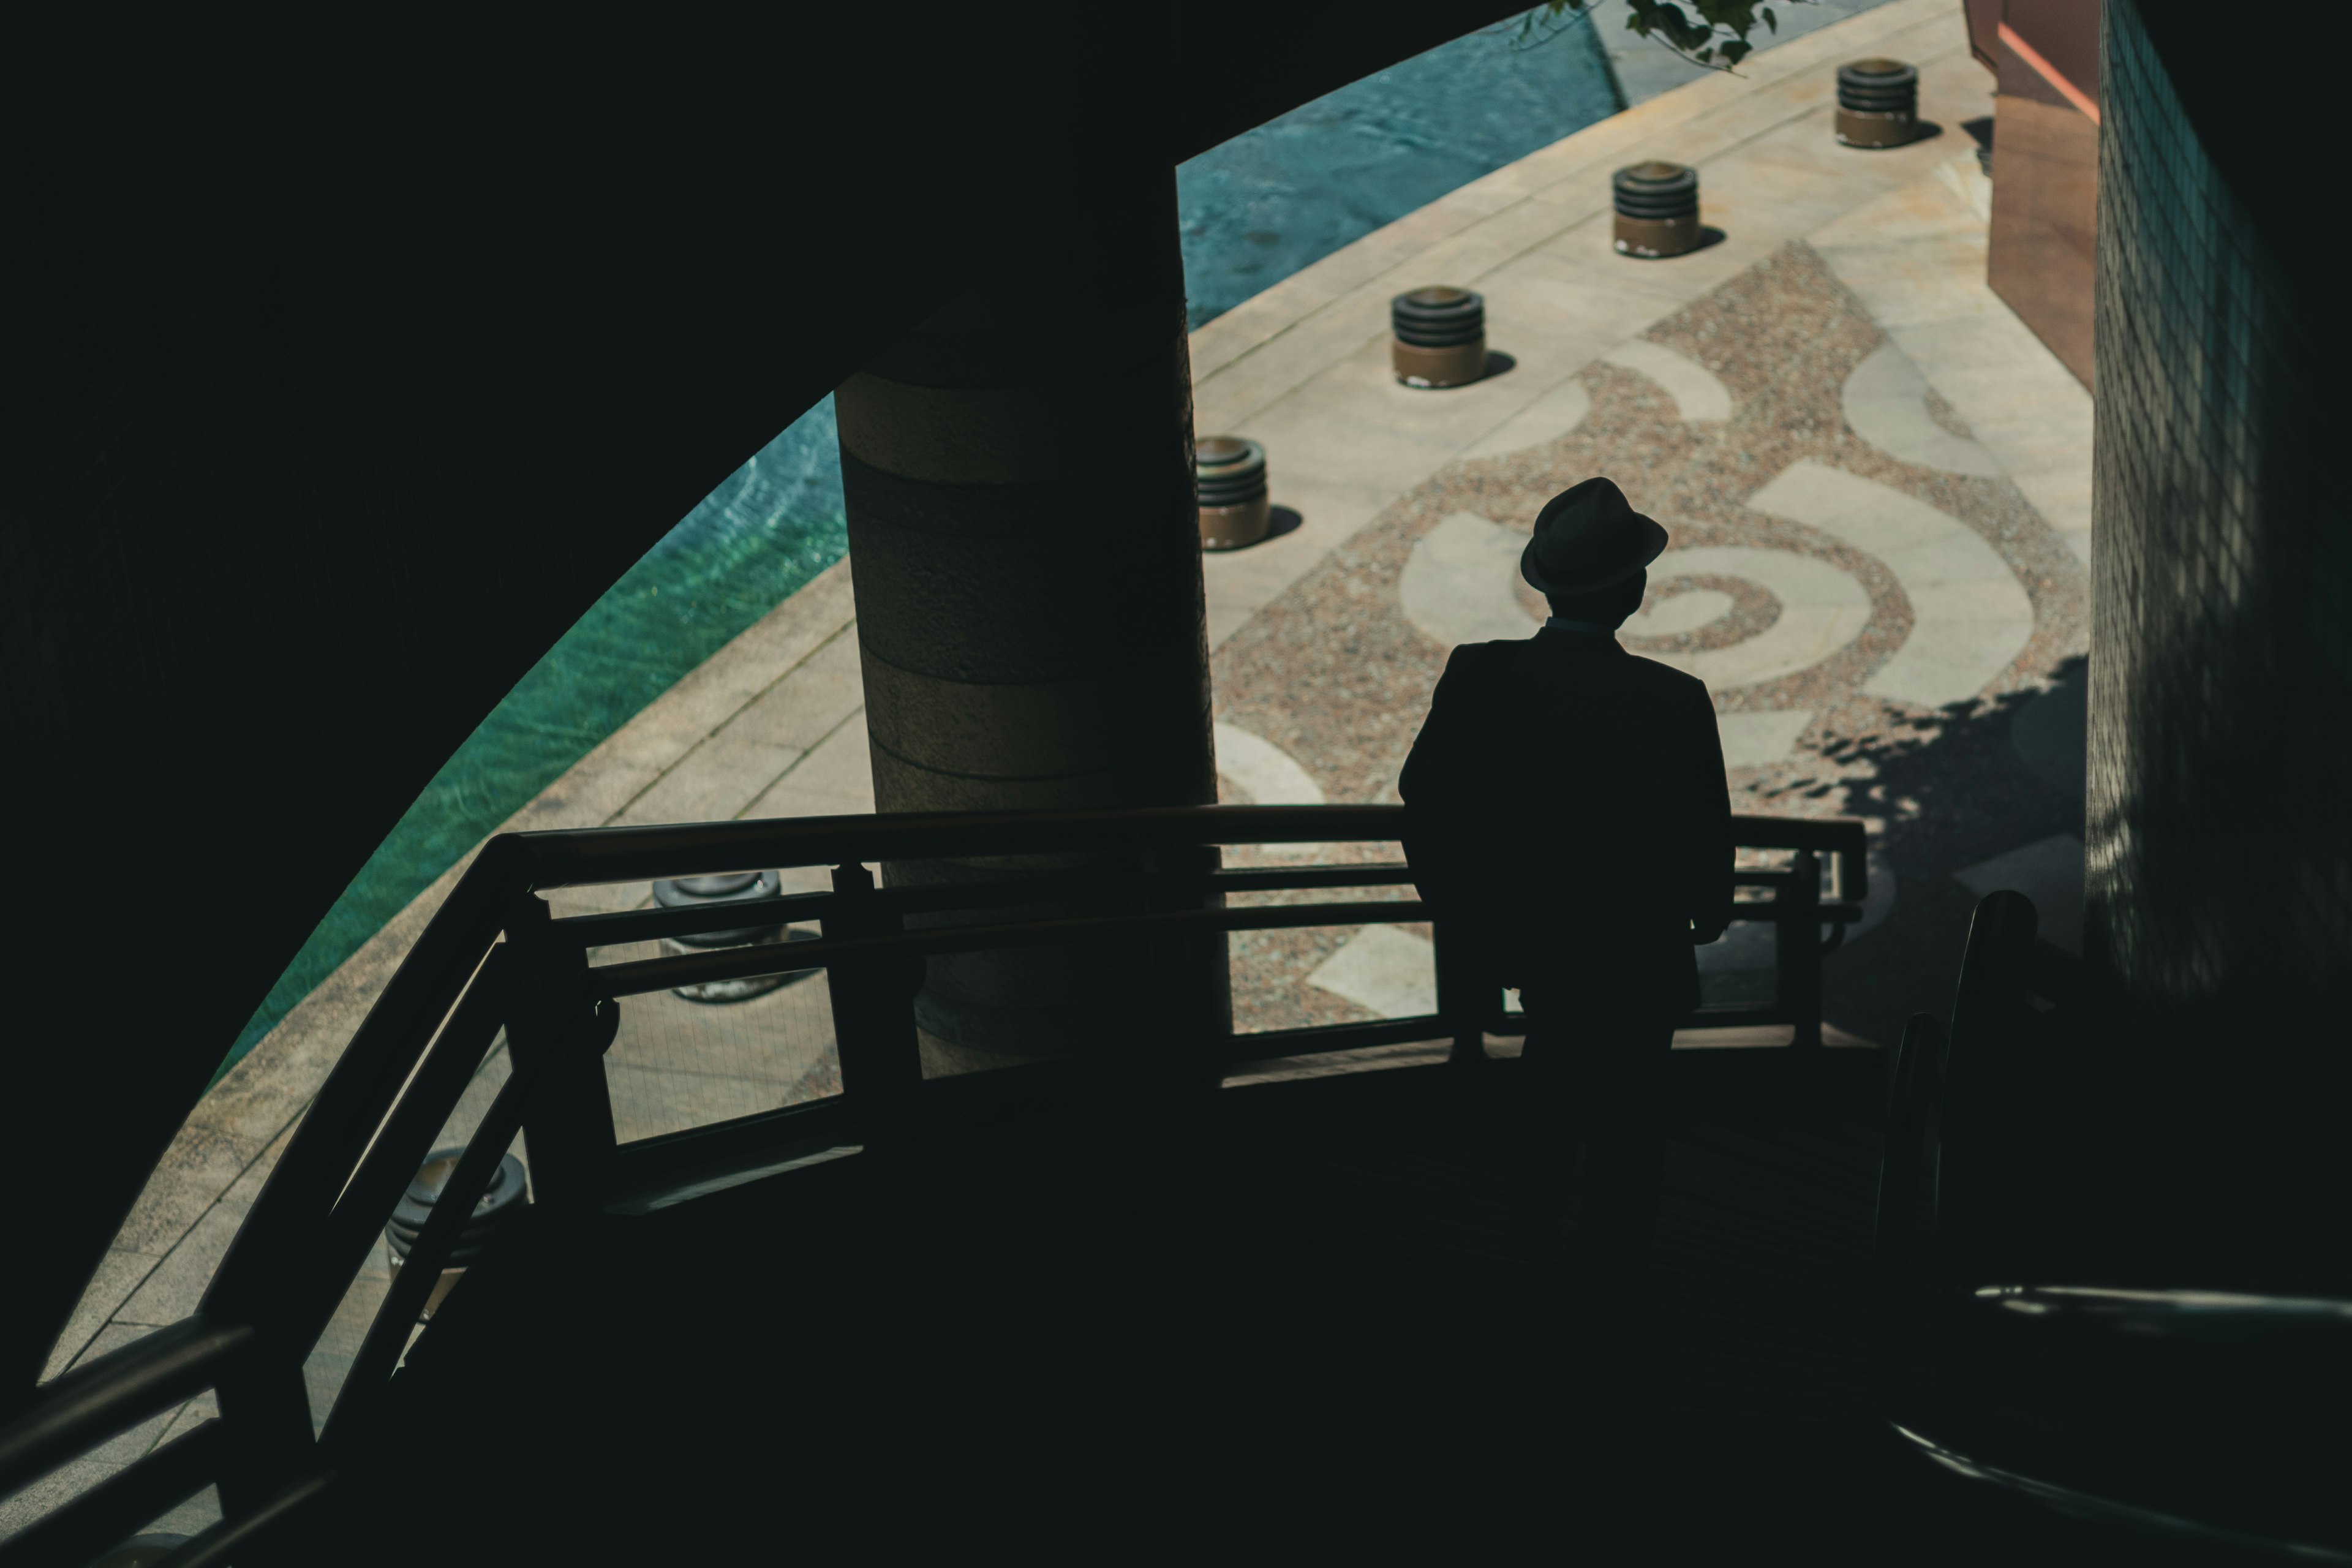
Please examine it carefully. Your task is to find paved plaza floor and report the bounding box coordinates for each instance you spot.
[9,0,2096,1539]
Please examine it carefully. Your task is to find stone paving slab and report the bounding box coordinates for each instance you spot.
[16,4,2095,1540]
[1812,159,2094,559]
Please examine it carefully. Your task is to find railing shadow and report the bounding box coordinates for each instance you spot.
[1757,655,2090,1050]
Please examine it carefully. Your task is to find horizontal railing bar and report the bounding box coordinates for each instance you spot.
[1222,1016,1452,1065]
[157,1467,335,1568]
[564,870,1199,950]
[562,864,1434,951]
[562,887,841,949]
[0,1316,254,1498]
[517,805,1406,888]
[567,867,1836,954]
[1231,1015,1447,1054]
[589,899,1430,998]
[553,846,1858,954]
[512,806,1866,891]
[564,860,1831,940]
[300,948,514,1340]
[0,1417,223,1568]
[605,1098,859,1215]
[1207,863,1415,892]
[560,866,1425,952]
[605,1092,857,1187]
[586,891,1861,999]
[1479,1000,1834,1038]
[607,1136,861,1218]
[1676,1007,1804,1032]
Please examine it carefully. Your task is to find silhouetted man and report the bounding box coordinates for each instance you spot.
[1400,477,1731,1277]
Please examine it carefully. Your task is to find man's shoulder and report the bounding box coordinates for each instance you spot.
[1439,638,1529,680]
[1450,636,1711,708]
[1449,638,1528,664]
[1615,648,1711,704]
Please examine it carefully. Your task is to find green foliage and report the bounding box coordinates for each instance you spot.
[1519,0,1812,71]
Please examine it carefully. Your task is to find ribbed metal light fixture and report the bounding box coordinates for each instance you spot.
[384,1149,530,1321]
[1836,59,1920,148]
[1612,162,1702,258]
[652,870,815,1003]
[1390,287,1487,388]
[1196,435,1271,550]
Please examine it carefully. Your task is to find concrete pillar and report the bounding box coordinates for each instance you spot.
[835,167,1219,1076]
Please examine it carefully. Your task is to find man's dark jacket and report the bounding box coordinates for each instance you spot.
[1398,629,1733,1012]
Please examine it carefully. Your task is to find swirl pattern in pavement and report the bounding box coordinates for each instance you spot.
[1212,241,2090,1044]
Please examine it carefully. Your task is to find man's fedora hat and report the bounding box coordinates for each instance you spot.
[1520,476,1668,595]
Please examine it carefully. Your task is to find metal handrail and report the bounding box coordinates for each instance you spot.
[0,802,1866,1566]
[560,861,1428,949]
[0,1420,225,1568]
[1871,1010,1946,1424]
[592,897,1435,997]
[0,1317,254,1500]
[506,805,1865,892]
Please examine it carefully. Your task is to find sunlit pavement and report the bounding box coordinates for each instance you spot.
[1196,0,2087,1049]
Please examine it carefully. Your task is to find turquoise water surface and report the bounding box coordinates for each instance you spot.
[219,418,849,1080]
[217,16,1620,1081]
[1179,16,1619,326]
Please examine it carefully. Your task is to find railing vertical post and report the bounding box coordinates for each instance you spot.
[1136,842,1227,1101]
[823,864,921,1140]
[1871,1011,1946,1424]
[1777,849,1823,1049]
[1431,915,1491,1066]
[503,894,616,1221]
[211,1352,316,1564]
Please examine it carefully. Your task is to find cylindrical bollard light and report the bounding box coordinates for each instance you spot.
[385,1149,529,1321]
[1390,287,1487,388]
[1613,162,1702,258]
[1196,435,1270,550]
[653,870,816,1003]
[1836,59,1920,148]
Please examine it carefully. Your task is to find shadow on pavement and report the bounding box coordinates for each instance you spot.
[1803,656,2089,1050]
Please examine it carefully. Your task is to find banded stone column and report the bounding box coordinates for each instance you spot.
[835,168,1218,1076]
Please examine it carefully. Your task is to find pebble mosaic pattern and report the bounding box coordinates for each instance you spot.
[1213,241,2091,1044]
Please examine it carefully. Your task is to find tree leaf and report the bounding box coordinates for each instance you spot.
[1591,0,1819,73]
